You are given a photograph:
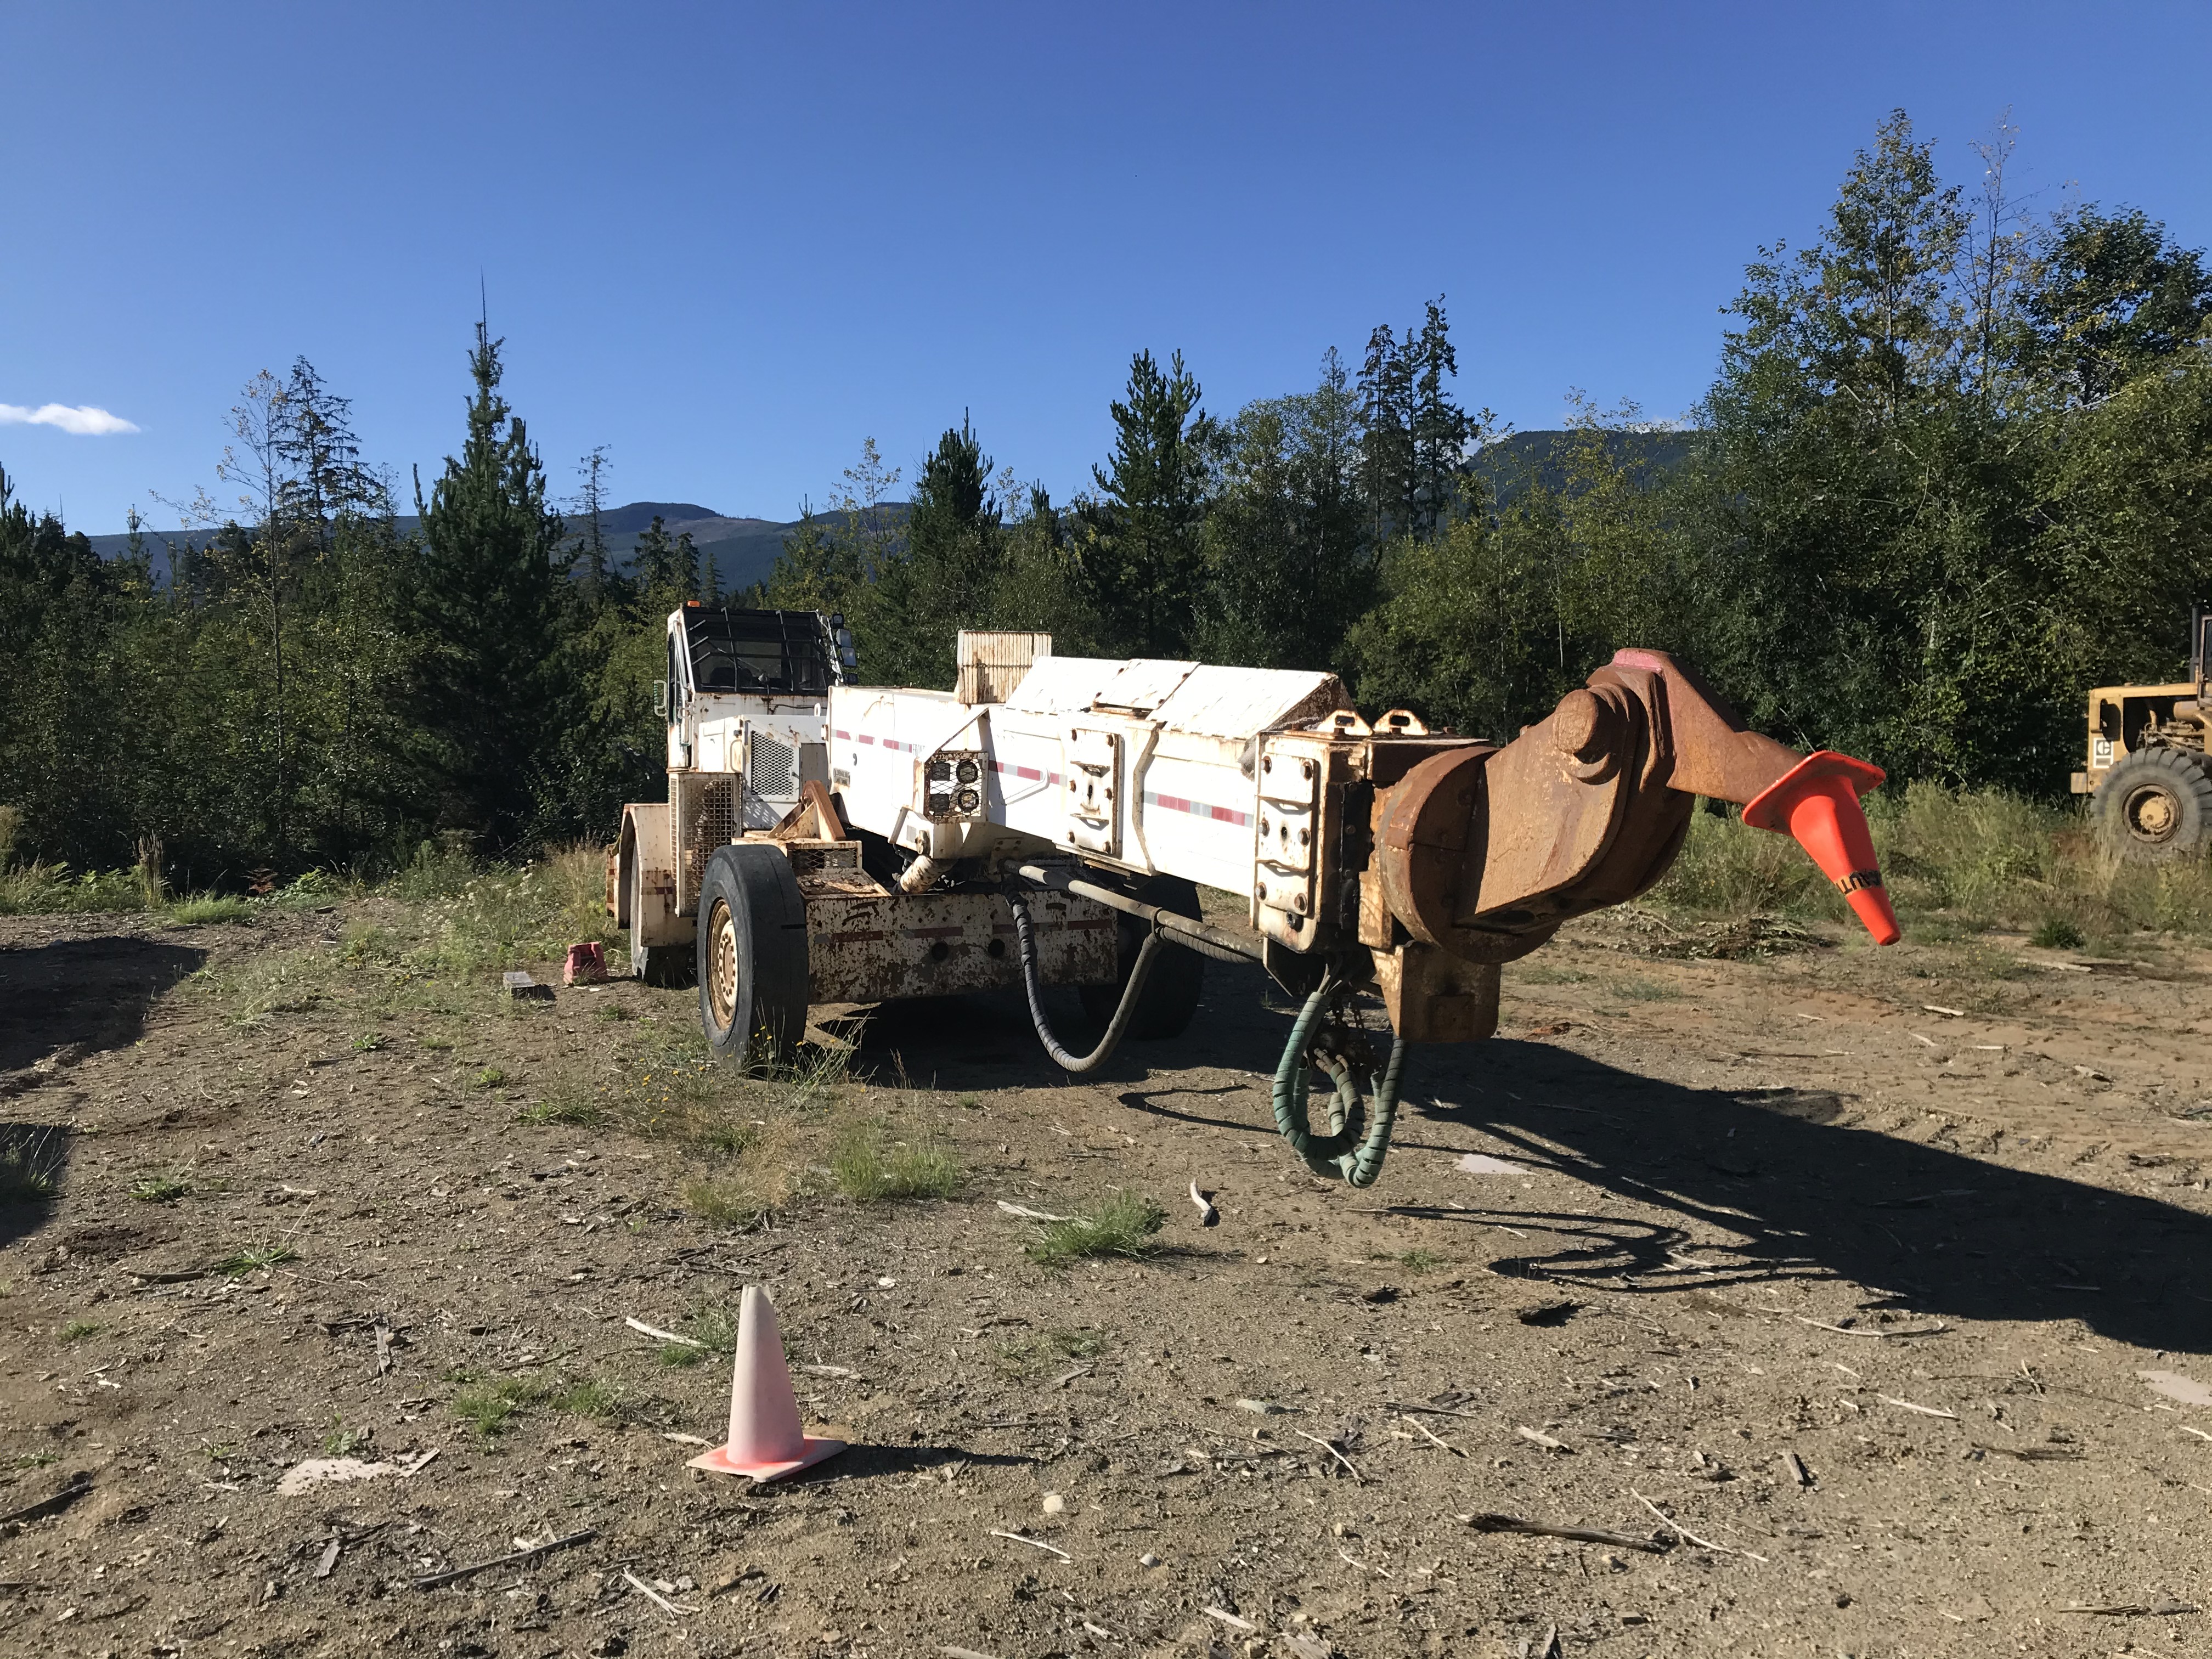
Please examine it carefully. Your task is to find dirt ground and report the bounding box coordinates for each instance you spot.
[5,895,2212,1659]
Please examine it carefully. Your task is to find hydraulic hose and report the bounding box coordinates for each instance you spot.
[1271,974,1408,1188]
[1007,887,1167,1074]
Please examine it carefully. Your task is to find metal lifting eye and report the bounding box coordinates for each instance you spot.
[955,758,981,784]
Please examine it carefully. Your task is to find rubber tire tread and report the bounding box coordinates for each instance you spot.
[1079,874,1207,1041]
[2096,747,2212,862]
[697,843,810,1066]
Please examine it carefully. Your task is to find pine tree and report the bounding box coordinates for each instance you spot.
[1078,351,1215,658]
[405,323,567,848]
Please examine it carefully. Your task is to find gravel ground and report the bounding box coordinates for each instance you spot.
[3,899,2211,1658]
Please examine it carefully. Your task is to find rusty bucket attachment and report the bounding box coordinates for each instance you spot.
[1369,648,1900,975]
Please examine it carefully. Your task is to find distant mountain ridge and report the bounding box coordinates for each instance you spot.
[84,501,910,596]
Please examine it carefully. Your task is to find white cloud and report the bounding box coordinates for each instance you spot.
[0,402,140,435]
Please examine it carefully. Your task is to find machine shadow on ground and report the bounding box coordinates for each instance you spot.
[0,935,207,1074]
[849,957,2212,1357]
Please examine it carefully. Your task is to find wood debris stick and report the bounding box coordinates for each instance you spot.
[1403,1415,1466,1457]
[1780,1450,1811,1487]
[1794,1316,1947,1339]
[410,1526,596,1590]
[661,1432,712,1447]
[1630,1491,1763,1560]
[625,1317,704,1348]
[1878,1394,1959,1420]
[1971,1442,2079,1462]
[1394,1402,1483,1421]
[1049,1363,1093,1389]
[2180,1425,2212,1444]
[1336,1547,1391,1578]
[996,1200,1071,1222]
[1458,1511,1668,1554]
[622,1568,699,1618]
[375,1322,394,1375]
[0,1476,92,1528]
[1188,1181,1219,1227]
[1909,1033,1937,1048]
[1294,1430,1365,1483]
[1520,1627,1561,1659]
[797,1363,857,1378]
[400,1448,439,1476]
[989,1530,1072,1561]
[1081,1621,1116,1641]
[1922,1004,1965,1018]
[1516,1425,1571,1453]
[941,1647,1003,1659]
[2063,1599,2199,1617]
[313,1537,341,1579]
[1201,1606,1259,1634]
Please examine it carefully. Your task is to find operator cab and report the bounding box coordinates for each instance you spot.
[661,603,855,827]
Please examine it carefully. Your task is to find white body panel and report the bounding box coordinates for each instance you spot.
[828,656,1346,910]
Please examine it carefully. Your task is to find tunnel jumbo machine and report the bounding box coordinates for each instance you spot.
[613,613,1899,1188]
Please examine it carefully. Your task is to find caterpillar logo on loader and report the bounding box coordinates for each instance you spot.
[2073,605,2212,860]
[613,611,1901,1189]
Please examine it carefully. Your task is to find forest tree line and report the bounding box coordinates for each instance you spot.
[4,110,2210,886]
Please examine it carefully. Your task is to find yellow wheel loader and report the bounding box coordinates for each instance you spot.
[2073,607,2212,861]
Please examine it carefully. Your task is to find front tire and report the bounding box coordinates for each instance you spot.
[1079,874,1207,1040]
[697,843,809,1068]
[2096,748,2212,862]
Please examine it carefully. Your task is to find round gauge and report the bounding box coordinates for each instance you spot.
[955,758,981,783]
[956,787,981,813]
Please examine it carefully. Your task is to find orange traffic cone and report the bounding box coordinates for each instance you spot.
[1742,751,1902,946]
[688,1285,847,1483]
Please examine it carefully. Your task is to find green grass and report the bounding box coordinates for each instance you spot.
[2031,915,2087,949]
[352,1031,386,1053]
[168,895,252,926]
[421,1035,455,1051]
[0,1130,62,1207]
[321,1416,369,1457]
[1610,975,1681,1001]
[1027,1189,1167,1268]
[58,1319,101,1342]
[451,1372,628,1440]
[213,1243,296,1278]
[1396,1248,1443,1273]
[682,1173,778,1229]
[1651,782,2212,944]
[472,1065,508,1089]
[0,857,146,916]
[830,1120,961,1203]
[518,1084,608,1128]
[130,1172,190,1204]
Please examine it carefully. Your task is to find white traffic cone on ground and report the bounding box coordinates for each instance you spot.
[687,1284,847,1483]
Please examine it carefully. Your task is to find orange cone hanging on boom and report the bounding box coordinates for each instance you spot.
[1741,751,1900,945]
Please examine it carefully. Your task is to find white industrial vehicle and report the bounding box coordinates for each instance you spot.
[612,608,1899,1187]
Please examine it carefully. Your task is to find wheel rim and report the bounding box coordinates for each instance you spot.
[708,897,740,1031]
[2124,782,2182,843]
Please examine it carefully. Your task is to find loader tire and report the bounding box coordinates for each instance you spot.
[2096,748,2212,862]
[698,843,810,1070]
[1080,874,1207,1041]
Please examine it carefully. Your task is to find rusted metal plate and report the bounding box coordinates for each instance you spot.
[806,890,1115,1005]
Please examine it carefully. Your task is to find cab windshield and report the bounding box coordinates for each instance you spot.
[682,607,831,696]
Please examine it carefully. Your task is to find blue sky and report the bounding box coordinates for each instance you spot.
[5,2,2209,534]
